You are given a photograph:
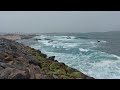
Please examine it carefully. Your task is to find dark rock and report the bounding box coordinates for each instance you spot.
[10,45,17,50]
[40,53,47,58]
[0,43,5,46]
[0,66,3,71]
[48,40,53,43]
[48,56,55,61]
[36,50,41,54]
[34,39,42,41]
[13,53,19,58]
[85,76,94,79]
[0,59,3,62]
[60,62,66,67]
[54,60,58,62]
[29,60,41,68]
[44,38,51,40]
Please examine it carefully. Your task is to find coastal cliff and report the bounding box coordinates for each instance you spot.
[0,38,93,79]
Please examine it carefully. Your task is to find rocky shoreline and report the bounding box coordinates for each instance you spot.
[0,33,37,41]
[0,34,93,79]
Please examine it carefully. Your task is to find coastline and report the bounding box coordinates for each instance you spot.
[0,33,37,41]
[0,34,93,79]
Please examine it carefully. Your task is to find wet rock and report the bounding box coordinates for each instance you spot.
[34,39,42,40]
[44,38,51,40]
[54,60,58,62]
[48,40,53,43]
[48,56,55,61]
[85,76,94,79]
[36,50,41,54]
[60,62,65,67]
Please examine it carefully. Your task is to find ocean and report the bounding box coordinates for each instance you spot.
[17,31,120,79]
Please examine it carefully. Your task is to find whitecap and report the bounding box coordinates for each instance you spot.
[79,48,89,52]
[100,40,107,43]
[30,35,120,79]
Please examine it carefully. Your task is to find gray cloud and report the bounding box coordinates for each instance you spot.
[0,11,120,33]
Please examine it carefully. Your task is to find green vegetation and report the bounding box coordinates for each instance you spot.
[26,47,92,79]
[70,72,82,78]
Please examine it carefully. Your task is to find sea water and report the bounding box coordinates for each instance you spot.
[18,32,120,79]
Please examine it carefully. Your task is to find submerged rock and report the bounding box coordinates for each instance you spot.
[34,39,42,41]
[44,38,51,40]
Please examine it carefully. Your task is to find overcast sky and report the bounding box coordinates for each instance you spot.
[0,11,120,33]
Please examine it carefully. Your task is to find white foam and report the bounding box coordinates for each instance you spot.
[88,59,120,79]
[70,36,76,39]
[30,35,120,79]
[38,39,78,49]
[100,40,107,43]
[53,36,76,41]
[90,41,97,44]
[30,44,41,50]
[63,43,78,48]
[33,35,53,40]
[40,49,120,79]
[79,48,89,52]
[112,54,120,59]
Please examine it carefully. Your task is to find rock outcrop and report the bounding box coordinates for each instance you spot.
[0,38,93,79]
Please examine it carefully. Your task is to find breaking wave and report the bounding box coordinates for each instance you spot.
[29,34,120,79]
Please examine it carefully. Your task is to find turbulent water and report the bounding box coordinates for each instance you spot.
[18,31,120,79]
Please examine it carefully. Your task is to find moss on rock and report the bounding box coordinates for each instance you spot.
[26,46,93,79]
[70,72,82,78]
[60,75,71,79]
[49,62,61,71]
[53,69,66,75]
